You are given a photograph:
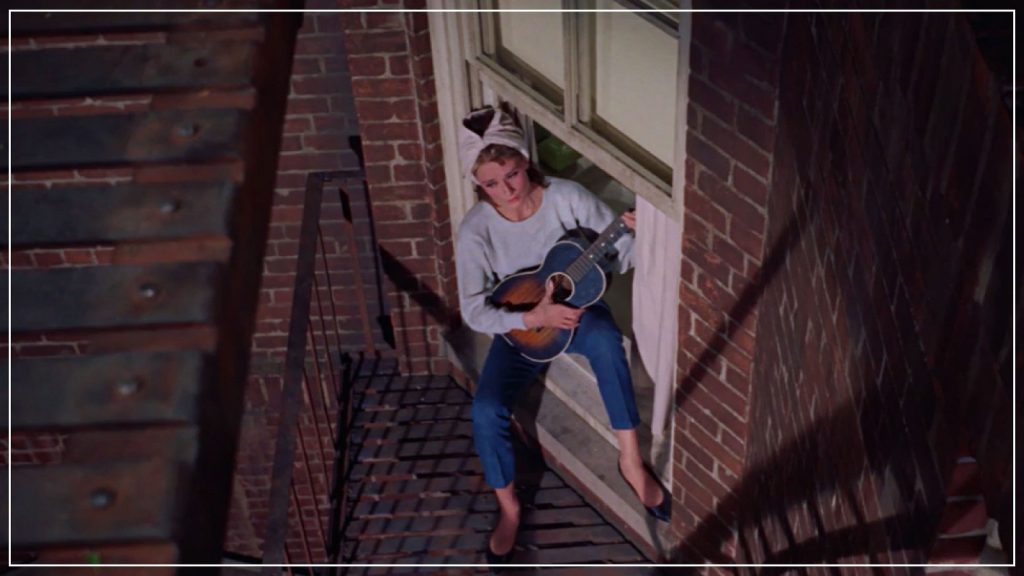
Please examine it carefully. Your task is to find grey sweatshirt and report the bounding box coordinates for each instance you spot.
[455,177,634,335]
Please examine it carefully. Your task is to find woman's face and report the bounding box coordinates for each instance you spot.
[474,155,531,211]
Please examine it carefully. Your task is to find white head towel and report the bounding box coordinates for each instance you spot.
[457,107,530,183]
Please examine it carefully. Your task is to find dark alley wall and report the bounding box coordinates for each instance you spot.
[742,10,1012,567]
[670,9,783,565]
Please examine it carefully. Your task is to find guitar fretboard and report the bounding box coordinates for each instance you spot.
[565,217,631,282]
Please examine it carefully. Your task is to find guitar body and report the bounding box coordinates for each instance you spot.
[488,237,610,362]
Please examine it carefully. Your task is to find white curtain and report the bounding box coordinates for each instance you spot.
[632,196,682,437]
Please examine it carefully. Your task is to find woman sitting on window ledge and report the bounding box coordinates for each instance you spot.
[454,107,670,565]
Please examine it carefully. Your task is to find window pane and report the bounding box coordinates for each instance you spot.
[591,1,677,182]
[488,0,565,106]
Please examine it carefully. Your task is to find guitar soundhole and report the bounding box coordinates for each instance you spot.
[550,273,573,303]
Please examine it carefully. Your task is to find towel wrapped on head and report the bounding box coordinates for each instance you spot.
[457,107,530,183]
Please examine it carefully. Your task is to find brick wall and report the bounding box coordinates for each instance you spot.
[337,0,458,376]
[226,0,458,558]
[739,10,1010,568]
[670,9,783,565]
[226,3,369,560]
[669,8,1011,568]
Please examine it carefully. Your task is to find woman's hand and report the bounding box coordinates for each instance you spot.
[523,279,583,329]
[622,209,636,232]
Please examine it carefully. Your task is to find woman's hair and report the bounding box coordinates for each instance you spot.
[471,143,548,201]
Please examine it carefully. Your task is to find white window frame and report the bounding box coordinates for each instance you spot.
[431,2,688,228]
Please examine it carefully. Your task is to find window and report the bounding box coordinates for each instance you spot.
[427,4,689,519]
[479,0,566,109]
[466,0,686,219]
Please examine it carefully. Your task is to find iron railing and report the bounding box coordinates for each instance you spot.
[260,169,375,573]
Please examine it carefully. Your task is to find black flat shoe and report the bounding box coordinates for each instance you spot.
[485,544,512,565]
[618,462,671,523]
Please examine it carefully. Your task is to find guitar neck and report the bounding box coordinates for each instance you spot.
[565,215,631,281]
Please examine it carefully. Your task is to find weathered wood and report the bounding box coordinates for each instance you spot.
[184,10,304,567]
[11,41,255,100]
[60,427,198,464]
[9,182,236,247]
[7,2,266,36]
[9,351,211,429]
[11,459,180,547]
[8,108,245,170]
[12,262,221,332]
[31,542,180,566]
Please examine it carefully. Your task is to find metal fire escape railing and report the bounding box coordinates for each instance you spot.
[260,170,373,573]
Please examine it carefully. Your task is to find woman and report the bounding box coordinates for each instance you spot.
[454,107,669,563]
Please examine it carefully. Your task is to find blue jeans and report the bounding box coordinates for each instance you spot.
[471,301,640,489]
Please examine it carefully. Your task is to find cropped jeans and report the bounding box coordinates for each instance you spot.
[471,301,640,489]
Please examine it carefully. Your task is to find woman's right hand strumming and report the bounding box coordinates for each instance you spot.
[523,279,583,329]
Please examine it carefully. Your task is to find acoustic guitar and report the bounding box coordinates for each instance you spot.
[487,215,632,362]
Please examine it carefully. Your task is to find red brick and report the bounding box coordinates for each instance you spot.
[365,12,404,30]
[286,96,330,115]
[32,251,66,267]
[372,203,409,222]
[292,75,348,96]
[388,55,411,77]
[687,132,731,182]
[736,105,774,152]
[346,30,407,54]
[352,78,414,99]
[700,114,771,179]
[690,76,737,127]
[291,56,322,76]
[306,115,342,135]
[301,133,347,151]
[355,99,417,121]
[348,55,387,77]
[277,151,346,172]
[393,163,425,183]
[296,36,343,56]
[732,165,769,207]
[699,171,765,235]
[362,121,421,142]
[279,135,302,153]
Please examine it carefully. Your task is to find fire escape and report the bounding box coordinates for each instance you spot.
[6,4,648,572]
[7,4,303,568]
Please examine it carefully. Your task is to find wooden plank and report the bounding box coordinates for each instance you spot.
[12,262,221,332]
[11,42,256,100]
[61,427,198,464]
[8,108,245,171]
[9,181,236,247]
[7,2,266,36]
[30,542,180,566]
[9,351,211,429]
[10,459,180,546]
